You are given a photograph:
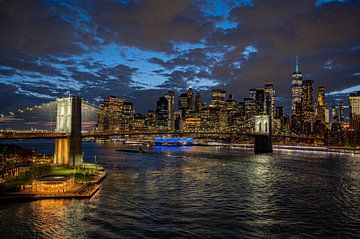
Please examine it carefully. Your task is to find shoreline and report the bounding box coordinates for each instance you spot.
[228,143,360,155]
[0,172,107,204]
[152,143,360,155]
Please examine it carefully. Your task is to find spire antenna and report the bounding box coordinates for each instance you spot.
[295,55,299,73]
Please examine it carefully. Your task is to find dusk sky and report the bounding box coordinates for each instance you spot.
[0,0,359,114]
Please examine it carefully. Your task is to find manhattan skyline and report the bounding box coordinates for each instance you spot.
[0,0,359,114]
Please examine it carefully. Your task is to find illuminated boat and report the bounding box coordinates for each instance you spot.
[123,139,144,145]
[154,137,193,146]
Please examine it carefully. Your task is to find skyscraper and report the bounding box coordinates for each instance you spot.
[264,83,275,117]
[302,80,313,111]
[98,96,126,131]
[178,86,195,118]
[317,86,326,123]
[187,86,194,112]
[195,91,203,113]
[122,101,134,131]
[244,97,256,118]
[178,93,188,118]
[331,101,337,122]
[317,86,325,108]
[211,89,226,107]
[302,80,315,122]
[349,92,360,131]
[291,56,303,116]
[339,101,344,123]
[156,96,169,130]
[165,91,175,130]
[275,106,284,119]
[255,88,265,114]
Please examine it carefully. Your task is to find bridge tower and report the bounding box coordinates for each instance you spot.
[54,97,82,168]
[254,115,273,153]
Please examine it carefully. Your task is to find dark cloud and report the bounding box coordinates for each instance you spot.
[87,0,213,50]
[0,0,92,56]
[72,64,138,100]
[0,53,65,77]
[0,0,359,116]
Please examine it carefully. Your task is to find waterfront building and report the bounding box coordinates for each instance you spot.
[97,96,133,131]
[132,114,146,130]
[121,102,134,131]
[32,175,75,192]
[349,92,360,131]
[183,117,201,131]
[200,107,219,131]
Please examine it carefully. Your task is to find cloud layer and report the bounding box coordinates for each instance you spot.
[0,0,359,114]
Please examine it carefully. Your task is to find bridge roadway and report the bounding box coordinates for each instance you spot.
[0,130,322,142]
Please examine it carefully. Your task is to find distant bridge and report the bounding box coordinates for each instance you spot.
[0,129,323,142]
[0,97,323,145]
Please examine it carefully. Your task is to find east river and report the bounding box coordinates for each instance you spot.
[1,140,360,238]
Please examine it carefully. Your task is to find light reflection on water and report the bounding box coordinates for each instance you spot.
[0,141,360,238]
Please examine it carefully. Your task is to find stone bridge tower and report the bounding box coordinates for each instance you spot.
[254,115,273,153]
[54,96,82,168]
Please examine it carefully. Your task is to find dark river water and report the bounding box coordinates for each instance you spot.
[0,140,360,238]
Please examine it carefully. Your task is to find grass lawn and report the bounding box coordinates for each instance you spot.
[51,165,99,182]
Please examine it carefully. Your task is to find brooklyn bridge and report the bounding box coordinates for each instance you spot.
[0,97,320,143]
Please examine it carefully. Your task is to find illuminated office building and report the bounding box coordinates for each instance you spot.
[97,96,134,131]
[156,96,169,130]
[264,83,275,117]
[316,86,326,123]
[165,91,175,130]
[211,89,226,107]
[195,91,203,113]
[339,101,344,123]
[187,86,194,112]
[255,88,265,114]
[349,92,360,131]
[178,93,188,118]
[291,56,303,116]
[145,110,156,129]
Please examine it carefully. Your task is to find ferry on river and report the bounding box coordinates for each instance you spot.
[154,137,194,146]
